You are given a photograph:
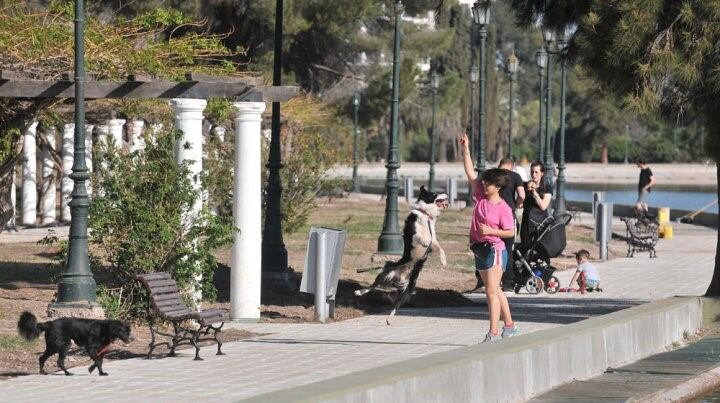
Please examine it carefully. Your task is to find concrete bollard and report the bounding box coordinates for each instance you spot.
[404,176,414,204]
[446,178,457,207]
[592,191,605,219]
[592,191,606,241]
[315,231,328,323]
[596,202,613,260]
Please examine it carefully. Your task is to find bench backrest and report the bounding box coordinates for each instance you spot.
[136,272,192,319]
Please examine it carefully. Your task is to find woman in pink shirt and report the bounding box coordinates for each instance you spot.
[459,133,518,342]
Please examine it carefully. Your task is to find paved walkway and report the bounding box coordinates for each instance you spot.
[0,225,68,244]
[0,221,715,402]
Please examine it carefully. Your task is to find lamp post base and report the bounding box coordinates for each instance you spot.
[377,233,403,256]
[47,301,105,319]
[261,243,297,292]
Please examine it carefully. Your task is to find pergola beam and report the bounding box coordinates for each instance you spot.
[0,80,297,101]
[0,71,296,101]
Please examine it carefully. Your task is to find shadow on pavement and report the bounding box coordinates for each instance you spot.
[398,297,646,324]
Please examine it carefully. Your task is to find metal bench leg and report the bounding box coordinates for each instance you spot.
[191,329,202,361]
[212,323,225,355]
[169,322,180,357]
[147,319,158,359]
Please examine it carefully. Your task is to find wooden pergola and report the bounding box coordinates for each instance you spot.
[0,70,298,101]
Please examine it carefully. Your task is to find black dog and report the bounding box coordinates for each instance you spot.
[355,186,448,325]
[17,311,133,376]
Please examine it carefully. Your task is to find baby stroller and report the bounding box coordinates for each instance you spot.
[512,213,572,294]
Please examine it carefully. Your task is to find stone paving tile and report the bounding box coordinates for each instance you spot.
[0,222,714,402]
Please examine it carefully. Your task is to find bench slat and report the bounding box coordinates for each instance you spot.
[154,298,184,307]
[158,305,192,315]
[156,303,188,313]
[163,311,193,320]
[145,279,177,288]
[149,285,179,295]
[151,292,182,302]
[137,272,171,281]
[161,307,192,316]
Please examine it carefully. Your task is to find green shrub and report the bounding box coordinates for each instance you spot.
[90,131,233,318]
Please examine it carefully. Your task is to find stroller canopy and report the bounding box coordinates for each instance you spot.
[523,214,571,260]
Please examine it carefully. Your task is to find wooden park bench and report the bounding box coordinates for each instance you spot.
[135,272,229,360]
[620,217,659,258]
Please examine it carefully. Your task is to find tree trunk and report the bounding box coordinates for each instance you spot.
[600,145,609,164]
[438,138,448,163]
[704,162,720,296]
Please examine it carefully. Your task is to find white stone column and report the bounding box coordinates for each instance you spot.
[149,123,164,145]
[61,123,74,222]
[21,121,39,226]
[171,98,207,305]
[107,119,126,150]
[127,119,145,153]
[231,102,266,321]
[10,160,16,228]
[41,126,57,225]
[85,124,94,197]
[212,126,226,143]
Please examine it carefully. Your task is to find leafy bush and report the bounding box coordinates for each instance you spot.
[90,131,233,318]
[205,97,344,234]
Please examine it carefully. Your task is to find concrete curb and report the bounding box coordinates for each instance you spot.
[241,297,703,403]
[635,365,720,402]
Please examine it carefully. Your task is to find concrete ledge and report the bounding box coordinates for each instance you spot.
[242,297,703,403]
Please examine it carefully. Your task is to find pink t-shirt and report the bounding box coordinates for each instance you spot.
[470,181,514,250]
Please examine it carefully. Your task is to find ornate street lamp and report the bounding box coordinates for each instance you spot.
[506,51,518,159]
[467,64,479,205]
[554,32,569,216]
[624,124,630,164]
[262,0,293,290]
[352,93,361,192]
[428,71,440,191]
[472,0,492,174]
[535,48,547,161]
[377,0,404,255]
[542,26,556,188]
[51,0,100,312]
[470,65,479,156]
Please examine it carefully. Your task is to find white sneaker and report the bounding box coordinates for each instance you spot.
[483,332,501,342]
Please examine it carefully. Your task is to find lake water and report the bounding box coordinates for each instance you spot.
[565,183,718,214]
[363,179,718,214]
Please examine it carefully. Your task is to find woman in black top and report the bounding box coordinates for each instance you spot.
[520,161,553,245]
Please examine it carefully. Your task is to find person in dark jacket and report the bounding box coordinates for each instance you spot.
[520,161,552,247]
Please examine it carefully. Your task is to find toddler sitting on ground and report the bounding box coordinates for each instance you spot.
[565,249,602,293]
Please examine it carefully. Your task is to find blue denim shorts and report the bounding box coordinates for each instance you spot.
[474,248,508,271]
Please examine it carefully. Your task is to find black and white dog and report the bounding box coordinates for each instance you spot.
[355,186,448,325]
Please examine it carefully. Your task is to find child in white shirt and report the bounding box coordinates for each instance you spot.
[567,249,601,291]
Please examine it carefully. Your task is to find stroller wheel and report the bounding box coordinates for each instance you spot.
[525,276,544,295]
[545,276,560,294]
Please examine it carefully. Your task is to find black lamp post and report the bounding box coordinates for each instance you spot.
[472,0,492,174]
[554,32,569,216]
[53,0,98,307]
[467,64,478,205]
[542,27,556,187]
[428,71,439,191]
[262,0,292,290]
[624,124,630,164]
[506,51,518,159]
[352,94,361,192]
[470,65,479,157]
[377,0,404,255]
[536,48,547,161]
